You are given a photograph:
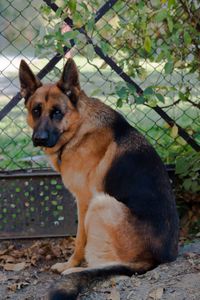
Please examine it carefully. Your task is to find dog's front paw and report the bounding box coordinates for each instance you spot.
[51,256,81,273]
[51,262,70,274]
[62,267,84,276]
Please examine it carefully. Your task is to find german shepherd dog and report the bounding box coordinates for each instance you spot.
[19,59,179,299]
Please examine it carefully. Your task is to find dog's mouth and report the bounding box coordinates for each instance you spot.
[32,139,57,148]
[32,130,60,148]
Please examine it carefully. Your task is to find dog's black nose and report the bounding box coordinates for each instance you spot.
[33,130,48,146]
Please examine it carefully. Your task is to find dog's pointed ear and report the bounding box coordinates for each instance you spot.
[57,58,80,105]
[19,60,42,104]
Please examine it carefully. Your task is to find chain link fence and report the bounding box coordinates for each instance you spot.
[0,0,199,237]
[0,0,199,171]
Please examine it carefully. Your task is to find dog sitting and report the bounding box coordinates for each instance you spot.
[19,58,179,299]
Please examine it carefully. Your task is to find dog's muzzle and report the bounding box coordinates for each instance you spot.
[32,129,60,148]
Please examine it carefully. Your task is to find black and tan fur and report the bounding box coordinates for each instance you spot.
[19,59,179,300]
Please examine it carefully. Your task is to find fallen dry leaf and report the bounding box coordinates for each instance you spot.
[0,273,7,282]
[7,283,17,292]
[0,237,75,270]
[4,262,27,272]
[149,271,160,281]
[127,291,134,299]
[149,287,164,300]
[0,249,9,256]
[194,264,200,271]
[0,245,14,256]
[51,245,62,257]
[134,279,141,287]
[8,281,30,292]
[110,287,120,300]
[0,255,16,263]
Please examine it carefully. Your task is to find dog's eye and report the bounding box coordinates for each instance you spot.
[51,108,63,121]
[32,105,42,118]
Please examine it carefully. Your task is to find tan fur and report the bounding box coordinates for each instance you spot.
[84,194,153,271]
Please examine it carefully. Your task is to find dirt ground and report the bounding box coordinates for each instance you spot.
[0,238,199,300]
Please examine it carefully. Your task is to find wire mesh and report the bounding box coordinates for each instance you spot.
[0,0,199,172]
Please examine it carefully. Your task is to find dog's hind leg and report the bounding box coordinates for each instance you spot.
[49,193,155,299]
[84,193,155,272]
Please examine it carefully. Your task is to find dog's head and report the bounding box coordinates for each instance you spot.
[19,59,81,149]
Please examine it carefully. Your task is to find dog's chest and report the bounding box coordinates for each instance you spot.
[59,149,101,199]
[49,138,116,200]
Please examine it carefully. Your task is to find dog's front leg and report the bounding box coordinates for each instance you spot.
[67,198,88,266]
[51,198,88,273]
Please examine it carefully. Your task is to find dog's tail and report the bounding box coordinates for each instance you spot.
[49,264,152,300]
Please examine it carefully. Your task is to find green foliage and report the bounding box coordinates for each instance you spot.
[36,0,200,105]
[35,0,200,192]
[114,84,165,107]
[176,150,200,193]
